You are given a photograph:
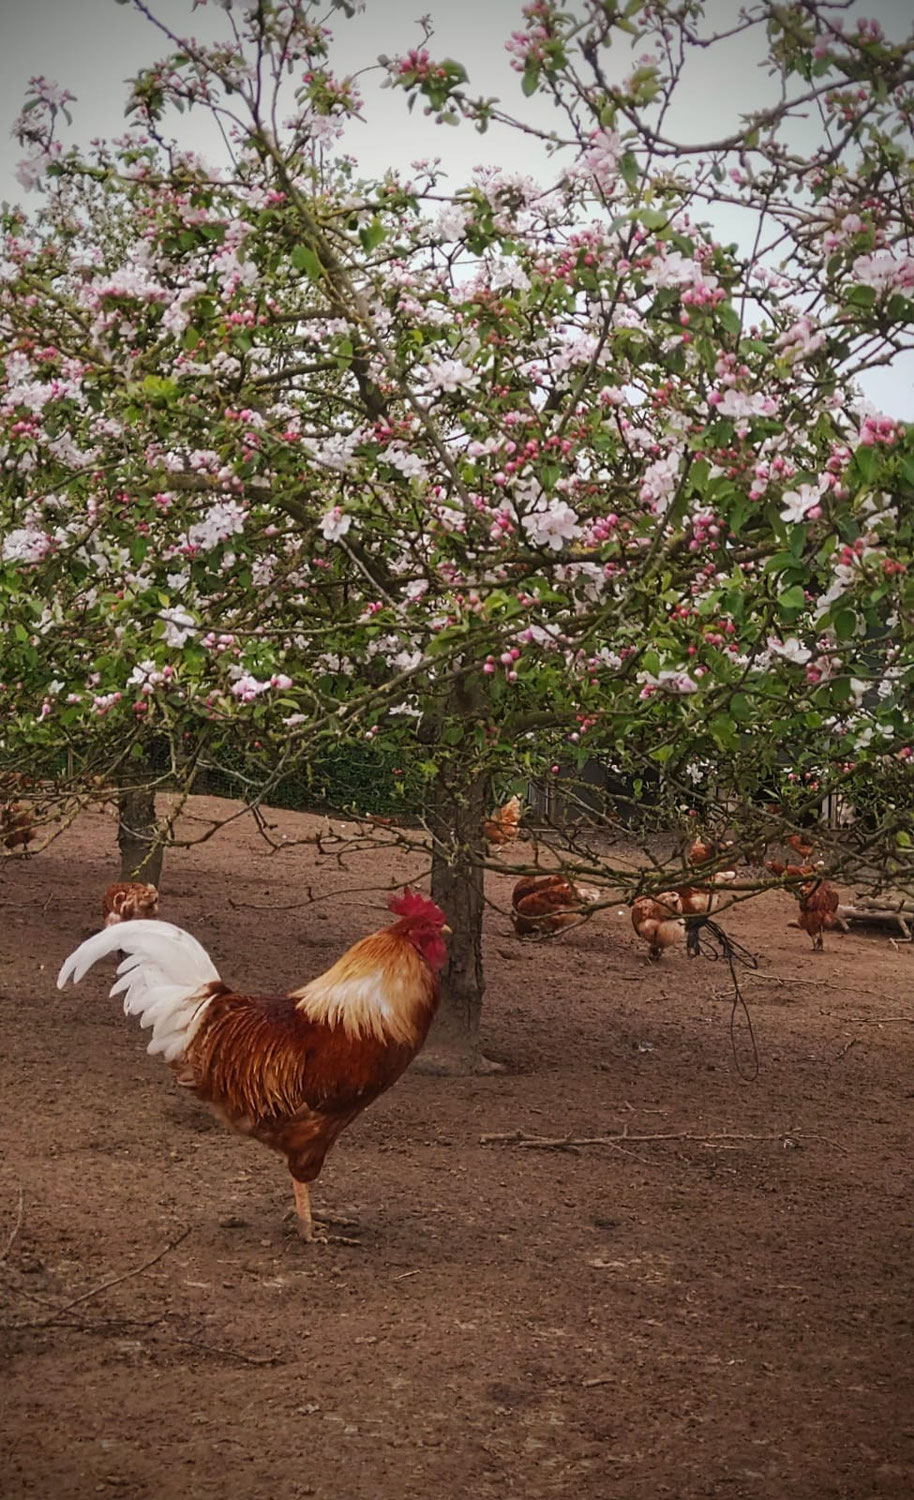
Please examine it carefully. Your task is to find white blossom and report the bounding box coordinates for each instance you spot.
[851,249,914,293]
[424,358,478,395]
[640,451,682,511]
[159,606,198,647]
[779,483,822,524]
[521,498,581,551]
[433,204,469,242]
[767,637,812,665]
[714,389,779,420]
[385,444,428,480]
[319,507,353,542]
[2,526,52,563]
[187,499,247,551]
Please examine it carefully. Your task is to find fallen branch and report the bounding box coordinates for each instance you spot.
[162,1333,282,1366]
[479,1129,848,1155]
[838,904,911,939]
[834,1014,914,1025]
[0,1188,24,1263]
[854,895,914,915]
[9,1227,190,1330]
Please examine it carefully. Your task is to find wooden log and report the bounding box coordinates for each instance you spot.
[853,895,914,916]
[837,904,911,939]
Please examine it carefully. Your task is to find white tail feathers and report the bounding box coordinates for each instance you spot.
[57,920,221,1062]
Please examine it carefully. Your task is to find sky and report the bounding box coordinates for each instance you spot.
[1,0,913,412]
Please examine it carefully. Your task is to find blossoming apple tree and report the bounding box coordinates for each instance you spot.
[2,0,914,1067]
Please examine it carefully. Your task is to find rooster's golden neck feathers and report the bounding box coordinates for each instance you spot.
[289,927,438,1045]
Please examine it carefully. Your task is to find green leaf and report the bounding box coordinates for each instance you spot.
[690,458,710,493]
[777,585,806,612]
[844,283,876,309]
[521,65,540,97]
[764,550,797,575]
[358,217,385,253]
[833,608,857,641]
[852,445,880,485]
[717,305,741,338]
[709,713,739,750]
[291,244,323,280]
[620,151,639,190]
[728,499,751,536]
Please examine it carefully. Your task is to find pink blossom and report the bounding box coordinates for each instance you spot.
[852,250,914,294]
[578,128,623,192]
[230,673,270,703]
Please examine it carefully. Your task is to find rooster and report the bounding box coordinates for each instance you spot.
[796,878,841,951]
[103,882,160,926]
[484,794,521,848]
[58,889,450,1241]
[630,892,684,960]
[511,873,600,938]
[1,801,36,853]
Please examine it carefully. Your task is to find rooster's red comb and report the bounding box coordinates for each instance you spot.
[388,887,447,926]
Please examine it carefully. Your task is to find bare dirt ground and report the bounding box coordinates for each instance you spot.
[1,796,913,1500]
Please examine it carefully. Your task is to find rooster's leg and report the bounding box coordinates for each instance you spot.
[292,1177,316,1241]
[289,1177,360,1244]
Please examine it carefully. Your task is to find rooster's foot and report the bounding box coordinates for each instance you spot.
[286,1181,362,1244]
[291,1219,361,1247]
[283,1206,359,1231]
[312,1228,362,1247]
[315,1210,359,1228]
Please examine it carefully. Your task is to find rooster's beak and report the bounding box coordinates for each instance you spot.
[441,923,453,936]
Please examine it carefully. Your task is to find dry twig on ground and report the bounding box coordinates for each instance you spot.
[4,1227,191,1331]
[0,1188,24,1264]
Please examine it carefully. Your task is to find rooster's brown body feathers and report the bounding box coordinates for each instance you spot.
[172,971,436,1184]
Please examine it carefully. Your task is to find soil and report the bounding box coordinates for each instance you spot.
[1,796,913,1500]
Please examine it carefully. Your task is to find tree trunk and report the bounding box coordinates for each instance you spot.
[117,778,164,887]
[416,680,494,1075]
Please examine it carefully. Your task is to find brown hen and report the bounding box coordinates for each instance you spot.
[484,795,522,847]
[631,892,684,960]
[103,882,160,926]
[797,879,841,951]
[1,801,36,853]
[511,873,599,937]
